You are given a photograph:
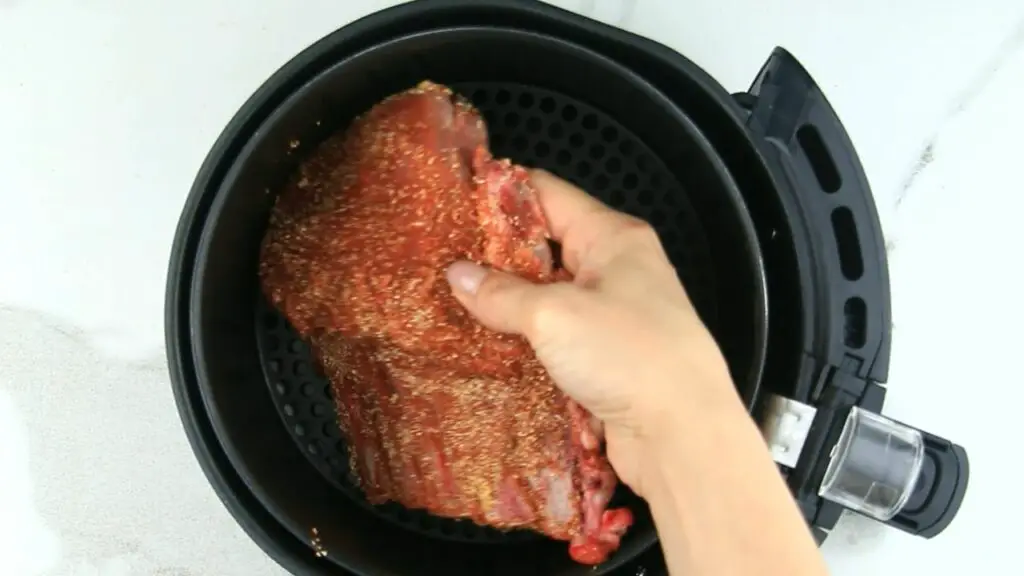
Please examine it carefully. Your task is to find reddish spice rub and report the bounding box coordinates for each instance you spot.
[259,80,633,564]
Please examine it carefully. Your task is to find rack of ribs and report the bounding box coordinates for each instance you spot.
[260,81,633,565]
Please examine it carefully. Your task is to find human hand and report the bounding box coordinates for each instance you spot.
[445,169,742,497]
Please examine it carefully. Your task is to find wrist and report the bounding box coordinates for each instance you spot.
[638,365,748,442]
[633,381,755,497]
[631,392,828,576]
[637,327,743,438]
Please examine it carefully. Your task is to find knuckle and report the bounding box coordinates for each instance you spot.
[618,217,660,247]
[523,285,573,339]
[593,216,662,263]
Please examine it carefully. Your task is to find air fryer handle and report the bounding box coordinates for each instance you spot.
[883,421,970,538]
[817,405,969,539]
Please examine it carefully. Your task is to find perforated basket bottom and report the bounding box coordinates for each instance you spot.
[255,82,716,544]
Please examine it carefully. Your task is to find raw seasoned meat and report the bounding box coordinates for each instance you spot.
[259,81,633,564]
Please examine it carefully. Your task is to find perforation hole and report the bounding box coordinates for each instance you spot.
[623,173,639,190]
[661,230,678,247]
[576,162,592,178]
[482,110,499,130]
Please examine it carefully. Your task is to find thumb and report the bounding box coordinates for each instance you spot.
[445,260,548,336]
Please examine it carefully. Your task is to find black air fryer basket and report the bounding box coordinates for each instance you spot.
[166,1,970,575]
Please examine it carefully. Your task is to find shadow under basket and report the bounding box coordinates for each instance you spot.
[184,26,766,576]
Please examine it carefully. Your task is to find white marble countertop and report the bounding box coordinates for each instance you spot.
[1,0,1021,574]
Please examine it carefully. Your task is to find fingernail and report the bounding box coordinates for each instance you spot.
[446,260,487,295]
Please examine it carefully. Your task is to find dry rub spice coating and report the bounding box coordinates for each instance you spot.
[259,81,632,565]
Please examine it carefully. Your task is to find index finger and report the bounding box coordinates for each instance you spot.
[529,169,647,273]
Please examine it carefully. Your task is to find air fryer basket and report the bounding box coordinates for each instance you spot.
[255,80,721,546]
[187,27,765,576]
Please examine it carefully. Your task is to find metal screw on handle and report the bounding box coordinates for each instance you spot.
[760,393,817,469]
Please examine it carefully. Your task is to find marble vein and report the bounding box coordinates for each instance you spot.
[618,0,638,28]
[895,17,1024,206]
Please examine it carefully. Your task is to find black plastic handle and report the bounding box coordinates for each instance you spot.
[885,423,970,538]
